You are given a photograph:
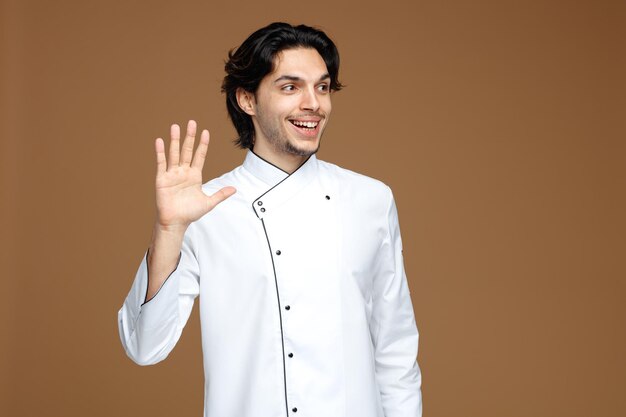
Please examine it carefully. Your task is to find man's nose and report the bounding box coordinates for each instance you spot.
[300,86,320,112]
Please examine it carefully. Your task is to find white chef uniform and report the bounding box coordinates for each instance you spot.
[118,150,422,417]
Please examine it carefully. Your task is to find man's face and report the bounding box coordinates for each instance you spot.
[248,47,332,158]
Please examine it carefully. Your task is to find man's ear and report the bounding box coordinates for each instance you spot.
[236,88,256,116]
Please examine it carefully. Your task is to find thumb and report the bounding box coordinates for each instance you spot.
[205,186,237,212]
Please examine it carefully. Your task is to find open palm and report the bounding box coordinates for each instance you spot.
[155,120,235,230]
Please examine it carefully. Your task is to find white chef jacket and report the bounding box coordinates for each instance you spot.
[118,150,422,417]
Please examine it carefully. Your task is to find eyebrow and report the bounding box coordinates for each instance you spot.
[274,73,330,83]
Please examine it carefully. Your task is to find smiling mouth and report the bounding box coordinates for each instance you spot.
[289,120,320,130]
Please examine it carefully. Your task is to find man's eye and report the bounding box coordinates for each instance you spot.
[282,85,296,91]
[317,84,329,92]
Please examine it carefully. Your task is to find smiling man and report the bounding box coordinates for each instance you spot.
[118,22,422,417]
[238,47,331,163]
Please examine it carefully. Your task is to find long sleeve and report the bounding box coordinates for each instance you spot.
[370,188,422,416]
[117,224,200,366]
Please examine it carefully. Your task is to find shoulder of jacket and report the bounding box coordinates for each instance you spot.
[318,159,393,199]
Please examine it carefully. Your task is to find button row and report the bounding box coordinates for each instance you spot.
[283,281,295,412]
[258,201,303,416]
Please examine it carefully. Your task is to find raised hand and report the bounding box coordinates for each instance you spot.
[154,120,236,232]
[145,120,235,301]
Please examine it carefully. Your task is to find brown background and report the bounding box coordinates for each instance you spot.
[1,0,624,416]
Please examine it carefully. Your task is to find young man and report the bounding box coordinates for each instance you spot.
[118,22,422,417]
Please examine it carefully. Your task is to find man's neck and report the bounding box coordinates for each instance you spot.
[252,143,309,174]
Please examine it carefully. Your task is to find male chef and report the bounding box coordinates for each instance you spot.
[118,22,422,417]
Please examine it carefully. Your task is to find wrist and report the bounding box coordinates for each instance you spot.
[150,223,187,253]
[148,224,186,269]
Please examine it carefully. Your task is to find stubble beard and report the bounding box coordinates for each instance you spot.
[259,119,323,157]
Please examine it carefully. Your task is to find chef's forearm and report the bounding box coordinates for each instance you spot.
[145,223,186,302]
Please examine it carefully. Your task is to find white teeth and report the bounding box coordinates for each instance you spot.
[291,120,318,128]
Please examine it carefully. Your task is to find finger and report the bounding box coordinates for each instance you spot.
[205,186,237,211]
[180,120,197,166]
[169,124,181,167]
[155,138,167,174]
[191,129,210,170]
